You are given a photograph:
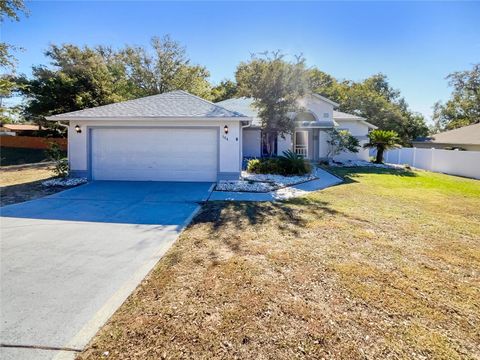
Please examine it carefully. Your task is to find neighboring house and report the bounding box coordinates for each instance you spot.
[0,123,43,136]
[412,123,480,151]
[46,91,251,181]
[46,91,376,182]
[217,95,377,162]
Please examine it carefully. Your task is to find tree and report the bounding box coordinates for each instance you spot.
[1,0,28,122]
[432,63,480,131]
[363,129,400,164]
[16,35,213,125]
[119,35,212,99]
[236,52,308,156]
[16,44,129,128]
[325,129,360,160]
[308,71,429,145]
[211,79,238,102]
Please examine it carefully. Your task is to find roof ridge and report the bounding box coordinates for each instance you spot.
[181,90,247,117]
[48,92,177,118]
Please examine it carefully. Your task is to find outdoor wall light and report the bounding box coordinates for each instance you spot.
[224,125,229,135]
[75,125,82,133]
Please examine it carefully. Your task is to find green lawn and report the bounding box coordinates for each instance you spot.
[78,167,480,360]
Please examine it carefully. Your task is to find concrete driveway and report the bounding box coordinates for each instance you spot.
[0,181,213,360]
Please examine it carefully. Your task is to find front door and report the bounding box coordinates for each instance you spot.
[294,131,309,158]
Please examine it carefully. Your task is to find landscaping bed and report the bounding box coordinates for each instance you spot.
[215,172,317,192]
[326,159,405,169]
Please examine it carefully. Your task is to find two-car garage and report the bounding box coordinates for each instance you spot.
[91,128,218,182]
[47,91,251,182]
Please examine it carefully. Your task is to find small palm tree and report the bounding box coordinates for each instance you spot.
[364,130,400,164]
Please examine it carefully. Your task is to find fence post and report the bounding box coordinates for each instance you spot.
[430,148,435,171]
[412,147,416,167]
[397,149,401,164]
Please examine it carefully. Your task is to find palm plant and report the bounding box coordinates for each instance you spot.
[364,130,400,164]
[278,150,311,175]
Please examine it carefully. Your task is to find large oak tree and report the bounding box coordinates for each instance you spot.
[15,35,212,127]
[432,63,480,131]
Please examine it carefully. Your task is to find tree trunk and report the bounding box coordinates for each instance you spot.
[264,131,277,157]
[375,147,384,163]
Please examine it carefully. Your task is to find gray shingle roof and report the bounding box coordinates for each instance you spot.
[216,97,262,125]
[47,90,249,120]
[333,111,365,120]
[414,123,480,145]
[216,97,368,127]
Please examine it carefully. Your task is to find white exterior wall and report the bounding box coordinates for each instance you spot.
[334,120,371,161]
[242,129,293,157]
[297,96,334,122]
[67,119,242,179]
[277,133,293,155]
[243,128,261,157]
[385,147,480,180]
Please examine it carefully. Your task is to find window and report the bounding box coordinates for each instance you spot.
[294,131,308,157]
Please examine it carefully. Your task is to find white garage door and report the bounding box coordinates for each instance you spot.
[91,128,218,181]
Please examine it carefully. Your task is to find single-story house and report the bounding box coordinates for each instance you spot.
[47,90,376,182]
[412,123,480,151]
[47,91,251,181]
[0,123,43,136]
[217,94,377,162]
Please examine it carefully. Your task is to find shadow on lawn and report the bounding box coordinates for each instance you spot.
[327,166,417,184]
[194,197,340,236]
[0,178,60,207]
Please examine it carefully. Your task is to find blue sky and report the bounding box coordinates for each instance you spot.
[3,1,480,122]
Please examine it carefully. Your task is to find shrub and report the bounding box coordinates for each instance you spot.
[278,150,311,175]
[247,158,262,173]
[325,129,360,160]
[46,142,69,178]
[247,158,281,174]
[246,151,311,176]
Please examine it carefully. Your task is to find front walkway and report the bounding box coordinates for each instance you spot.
[208,167,342,201]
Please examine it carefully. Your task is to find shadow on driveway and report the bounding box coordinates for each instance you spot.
[1,181,213,226]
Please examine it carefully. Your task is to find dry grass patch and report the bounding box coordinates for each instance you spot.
[79,167,480,360]
[0,163,62,206]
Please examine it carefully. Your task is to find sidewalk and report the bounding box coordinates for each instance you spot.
[208,167,343,202]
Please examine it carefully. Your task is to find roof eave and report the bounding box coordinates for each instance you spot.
[361,121,378,129]
[46,116,252,122]
[412,140,478,146]
[311,93,340,107]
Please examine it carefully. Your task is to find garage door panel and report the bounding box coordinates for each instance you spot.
[91,128,217,182]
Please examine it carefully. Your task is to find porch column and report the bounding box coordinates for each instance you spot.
[313,129,320,161]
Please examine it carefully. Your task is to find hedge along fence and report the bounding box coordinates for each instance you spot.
[384,147,480,180]
[0,136,67,150]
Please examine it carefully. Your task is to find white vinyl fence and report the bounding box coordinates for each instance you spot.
[383,148,480,180]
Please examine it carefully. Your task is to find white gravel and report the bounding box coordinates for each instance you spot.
[42,177,88,187]
[216,172,317,192]
[241,171,316,186]
[328,160,405,169]
[216,180,276,192]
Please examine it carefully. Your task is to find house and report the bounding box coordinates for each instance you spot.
[0,123,43,136]
[412,123,480,151]
[46,91,251,181]
[217,94,377,162]
[46,90,375,182]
